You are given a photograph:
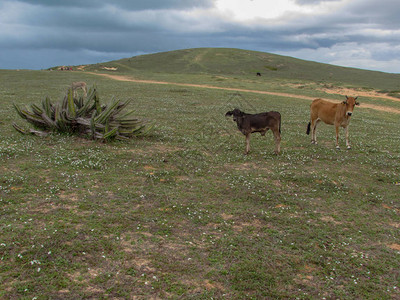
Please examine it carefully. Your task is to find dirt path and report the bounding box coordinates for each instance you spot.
[319,87,400,102]
[87,72,400,114]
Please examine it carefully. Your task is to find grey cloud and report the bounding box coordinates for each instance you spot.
[3,2,222,35]
[292,0,400,30]
[265,0,400,49]
[294,0,338,5]
[372,47,400,62]
[14,0,214,10]
[347,0,400,28]
[1,0,399,72]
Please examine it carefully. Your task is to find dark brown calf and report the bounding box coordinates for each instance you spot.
[225,108,281,154]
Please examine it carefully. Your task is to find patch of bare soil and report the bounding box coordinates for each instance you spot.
[224,161,271,171]
[388,243,400,251]
[76,65,86,71]
[193,49,209,62]
[188,279,226,293]
[101,66,118,71]
[318,86,400,102]
[320,216,343,225]
[87,72,400,114]
[233,219,264,232]
[361,103,400,114]
[220,213,234,220]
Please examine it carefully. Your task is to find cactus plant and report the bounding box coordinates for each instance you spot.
[13,86,153,141]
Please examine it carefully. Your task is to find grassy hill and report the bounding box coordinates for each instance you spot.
[1,49,400,298]
[84,48,400,92]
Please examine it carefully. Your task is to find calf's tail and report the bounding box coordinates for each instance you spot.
[306,122,311,135]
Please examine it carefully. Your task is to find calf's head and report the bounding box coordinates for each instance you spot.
[225,108,244,122]
[342,96,360,116]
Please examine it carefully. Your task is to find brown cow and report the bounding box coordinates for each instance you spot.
[71,81,87,97]
[306,96,360,149]
[226,108,281,155]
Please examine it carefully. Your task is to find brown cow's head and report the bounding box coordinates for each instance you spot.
[225,108,244,122]
[342,96,360,116]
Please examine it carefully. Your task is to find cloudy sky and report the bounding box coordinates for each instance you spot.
[1,0,399,73]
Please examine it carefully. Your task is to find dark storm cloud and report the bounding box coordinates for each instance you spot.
[14,0,214,10]
[267,0,400,50]
[294,0,338,5]
[346,0,400,28]
[0,0,399,72]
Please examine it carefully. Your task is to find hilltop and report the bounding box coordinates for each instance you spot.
[81,48,400,92]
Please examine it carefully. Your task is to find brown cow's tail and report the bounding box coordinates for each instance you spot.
[279,113,281,134]
[306,122,311,135]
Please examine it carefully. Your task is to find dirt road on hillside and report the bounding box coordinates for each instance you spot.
[87,72,400,114]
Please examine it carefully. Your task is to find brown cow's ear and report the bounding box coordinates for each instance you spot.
[355,101,360,106]
[342,101,347,104]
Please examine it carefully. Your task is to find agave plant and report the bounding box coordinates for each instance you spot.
[13,86,153,141]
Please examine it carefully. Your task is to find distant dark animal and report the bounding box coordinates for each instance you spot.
[225,108,281,154]
[306,96,360,149]
[256,72,262,76]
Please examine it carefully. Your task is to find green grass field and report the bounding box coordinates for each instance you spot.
[1,49,400,299]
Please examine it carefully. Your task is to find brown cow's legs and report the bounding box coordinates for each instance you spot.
[345,126,351,149]
[310,120,315,143]
[335,125,340,149]
[311,119,319,144]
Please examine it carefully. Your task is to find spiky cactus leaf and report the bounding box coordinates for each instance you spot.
[12,123,28,134]
[42,96,52,118]
[67,88,76,119]
[76,93,95,117]
[90,110,97,139]
[103,127,118,139]
[41,112,56,128]
[13,103,27,119]
[13,85,152,141]
[13,123,48,137]
[28,129,49,137]
[17,109,48,128]
[94,92,101,114]
[115,109,136,120]
[94,100,120,124]
[31,103,43,116]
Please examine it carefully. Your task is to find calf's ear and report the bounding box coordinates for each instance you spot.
[355,101,360,106]
[225,111,233,116]
[342,101,347,104]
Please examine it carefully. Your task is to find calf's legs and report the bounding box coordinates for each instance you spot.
[245,133,251,155]
[273,129,281,154]
[244,131,281,155]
